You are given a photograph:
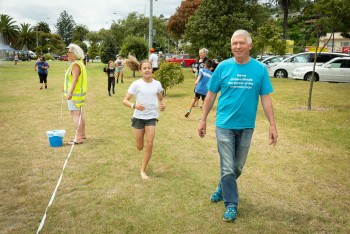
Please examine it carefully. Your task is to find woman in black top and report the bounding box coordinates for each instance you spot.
[104,60,116,96]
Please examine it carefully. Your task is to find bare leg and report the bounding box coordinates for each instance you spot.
[70,109,85,142]
[134,126,155,179]
[185,98,198,118]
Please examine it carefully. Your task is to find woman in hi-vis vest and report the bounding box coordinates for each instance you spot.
[64,44,87,145]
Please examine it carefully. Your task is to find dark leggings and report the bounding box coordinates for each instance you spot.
[108,77,115,92]
[38,73,48,83]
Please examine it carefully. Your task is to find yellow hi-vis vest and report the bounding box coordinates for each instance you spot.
[64,60,87,108]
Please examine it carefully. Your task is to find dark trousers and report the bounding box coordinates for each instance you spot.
[108,77,115,92]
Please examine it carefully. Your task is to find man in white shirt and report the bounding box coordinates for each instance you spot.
[148,48,159,72]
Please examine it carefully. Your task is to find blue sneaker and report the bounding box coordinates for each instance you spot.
[210,186,223,203]
[223,206,237,222]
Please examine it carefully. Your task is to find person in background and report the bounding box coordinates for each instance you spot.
[122,60,165,180]
[198,29,278,222]
[158,51,165,64]
[115,54,124,83]
[14,54,19,65]
[192,48,208,107]
[148,48,159,73]
[185,59,213,117]
[64,43,87,145]
[34,56,49,90]
[104,60,116,96]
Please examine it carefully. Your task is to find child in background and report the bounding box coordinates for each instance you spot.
[122,60,165,180]
[185,60,213,118]
[104,60,116,96]
[115,54,124,83]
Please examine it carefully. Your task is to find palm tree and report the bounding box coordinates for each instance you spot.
[272,0,303,39]
[0,14,19,45]
[36,21,51,33]
[17,23,35,50]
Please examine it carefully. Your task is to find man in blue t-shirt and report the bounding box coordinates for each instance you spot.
[198,30,278,222]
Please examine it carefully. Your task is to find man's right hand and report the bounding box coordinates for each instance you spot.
[198,120,206,138]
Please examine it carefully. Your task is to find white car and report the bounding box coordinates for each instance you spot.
[260,56,283,68]
[291,57,350,82]
[268,52,348,78]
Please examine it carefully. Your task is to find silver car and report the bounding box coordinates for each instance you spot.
[291,57,350,82]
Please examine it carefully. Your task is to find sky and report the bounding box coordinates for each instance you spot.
[0,0,183,32]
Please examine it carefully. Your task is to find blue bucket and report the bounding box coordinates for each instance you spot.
[47,130,66,147]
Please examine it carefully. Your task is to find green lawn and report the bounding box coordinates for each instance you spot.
[0,60,349,233]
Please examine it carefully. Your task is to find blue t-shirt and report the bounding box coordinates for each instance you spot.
[36,61,49,74]
[207,57,273,129]
[195,68,212,95]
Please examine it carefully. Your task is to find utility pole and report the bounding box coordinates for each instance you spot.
[149,0,153,50]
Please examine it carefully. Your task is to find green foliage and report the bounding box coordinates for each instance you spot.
[184,0,270,58]
[100,34,117,64]
[72,24,89,42]
[55,10,76,46]
[254,20,286,56]
[110,12,168,53]
[16,23,35,50]
[304,0,350,38]
[88,42,100,61]
[120,36,148,61]
[0,14,19,45]
[153,61,184,95]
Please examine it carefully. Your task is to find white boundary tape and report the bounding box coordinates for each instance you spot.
[36,106,83,234]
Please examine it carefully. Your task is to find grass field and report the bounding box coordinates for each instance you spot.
[0,60,349,233]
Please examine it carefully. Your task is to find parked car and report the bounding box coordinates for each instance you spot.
[166,54,196,67]
[291,57,350,83]
[268,52,349,78]
[58,54,68,61]
[259,55,283,67]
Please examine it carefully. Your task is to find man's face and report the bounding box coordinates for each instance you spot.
[231,35,252,61]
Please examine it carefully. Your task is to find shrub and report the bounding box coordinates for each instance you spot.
[153,61,184,96]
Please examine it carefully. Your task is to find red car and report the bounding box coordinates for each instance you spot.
[166,54,197,67]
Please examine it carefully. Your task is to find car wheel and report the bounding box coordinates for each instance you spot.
[274,69,288,78]
[304,72,319,82]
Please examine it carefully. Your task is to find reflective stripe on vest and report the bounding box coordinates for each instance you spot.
[64,60,87,107]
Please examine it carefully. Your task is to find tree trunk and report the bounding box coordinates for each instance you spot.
[283,7,289,39]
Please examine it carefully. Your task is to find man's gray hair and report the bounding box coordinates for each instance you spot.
[199,48,209,54]
[66,43,85,60]
[231,29,252,45]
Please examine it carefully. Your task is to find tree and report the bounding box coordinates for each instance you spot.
[100,34,117,64]
[253,20,286,56]
[302,0,350,110]
[0,14,19,46]
[88,42,99,62]
[270,0,303,39]
[17,23,35,50]
[36,21,51,33]
[167,0,202,41]
[153,61,184,96]
[72,24,89,42]
[55,11,76,45]
[110,12,168,53]
[121,36,148,77]
[184,0,270,58]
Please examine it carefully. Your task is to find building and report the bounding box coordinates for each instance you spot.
[319,32,350,53]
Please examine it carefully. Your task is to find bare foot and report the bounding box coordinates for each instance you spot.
[141,171,149,180]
